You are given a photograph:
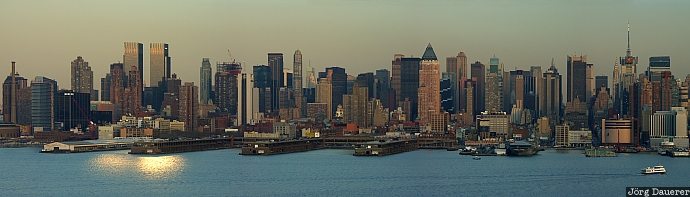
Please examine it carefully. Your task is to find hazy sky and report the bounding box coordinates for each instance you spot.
[2,0,690,92]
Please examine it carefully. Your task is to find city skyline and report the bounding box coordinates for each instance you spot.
[2,0,690,93]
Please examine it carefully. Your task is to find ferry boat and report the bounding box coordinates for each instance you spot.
[506,141,537,156]
[669,148,690,157]
[641,165,666,175]
[472,156,481,160]
[459,146,476,155]
[585,147,616,157]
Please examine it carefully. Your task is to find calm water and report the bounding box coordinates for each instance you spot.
[0,148,686,196]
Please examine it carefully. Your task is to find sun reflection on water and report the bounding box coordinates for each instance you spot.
[89,153,185,180]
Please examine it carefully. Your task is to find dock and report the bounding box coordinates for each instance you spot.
[129,138,234,154]
[353,140,417,156]
[41,141,132,153]
[240,139,322,155]
[417,133,457,149]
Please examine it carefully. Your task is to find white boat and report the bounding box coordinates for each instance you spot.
[641,165,666,175]
[472,156,481,160]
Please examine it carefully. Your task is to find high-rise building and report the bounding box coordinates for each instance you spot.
[316,78,332,120]
[162,74,181,117]
[374,69,391,109]
[471,61,486,114]
[55,90,90,131]
[487,56,504,113]
[613,24,639,117]
[214,62,242,114]
[150,43,171,87]
[123,42,143,88]
[70,56,94,101]
[293,50,304,117]
[391,54,404,105]
[343,86,369,127]
[601,118,633,145]
[441,73,454,113]
[3,63,31,125]
[567,55,592,103]
[100,74,111,102]
[541,62,562,125]
[418,44,441,126]
[199,58,212,105]
[595,76,608,92]
[179,82,198,132]
[253,65,271,114]
[527,66,542,114]
[237,73,259,126]
[109,63,125,122]
[355,72,375,99]
[31,76,58,132]
[326,67,347,117]
[123,64,142,116]
[268,53,284,114]
[648,56,671,73]
[400,57,421,120]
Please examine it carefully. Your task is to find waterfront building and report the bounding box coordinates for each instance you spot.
[601,118,633,145]
[476,111,509,140]
[150,43,171,87]
[70,56,95,101]
[31,76,58,132]
[568,130,593,148]
[273,121,296,139]
[200,58,212,105]
[555,124,569,147]
[56,90,90,131]
[179,82,198,132]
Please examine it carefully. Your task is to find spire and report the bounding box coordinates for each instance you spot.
[421,43,437,60]
[626,21,631,56]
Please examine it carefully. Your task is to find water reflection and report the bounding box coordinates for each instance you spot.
[90,153,185,179]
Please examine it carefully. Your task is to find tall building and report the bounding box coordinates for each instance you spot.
[528,66,542,114]
[179,82,198,132]
[70,56,94,100]
[441,73,454,113]
[613,24,639,117]
[418,43,441,125]
[601,118,633,145]
[3,62,31,125]
[595,76,608,92]
[487,56,504,112]
[470,61,486,114]
[374,69,391,109]
[123,64,142,115]
[200,58,212,105]
[100,74,111,102]
[326,67,347,118]
[123,42,143,88]
[237,73,258,126]
[316,78,332,120]
[109,63,125,122]
[648,56,671,73]
[253,65,271,114]
[567,55,592,103]
[293,50,304,117]
[31,76,58,132]
[214,62,242,114]
[268,53,284,114]
[540,62,562,124]
[55,90,90,131]
[162,74,181,117]
[150,43,171,87]
[400,57,421,120]
[355,72,375,99]
[343,86,369,127]
[391,54,404,105]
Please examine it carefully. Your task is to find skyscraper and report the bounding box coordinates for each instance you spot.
[31,76,58,132]
[123,42,143,86]
[3,63,31,125]
[470,61,486,114]
[541,62,562,125]
[200,58,212,105]
[237,73,258,126]
[595,76,608,92]
[70,56,94,100]
[123,64,142,115]
[179,82,198,132]
[100,74,111,102]
[400,57,421,120]
[316,78,332,120]
[441,73,454,113]
[391,54,404,105]
[613,23,639,117]
[374,69,391,109]
[109,63,125,122]
[268,53,284,114]
[567,55,591,103]
[418,43,441,126]
[253,65,272,114]
[150,43,171,87]
[326,67,347,118]
[293,50,304,117]
[215,62,242,114]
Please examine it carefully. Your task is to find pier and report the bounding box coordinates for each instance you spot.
[129,138,234,154]
[417,133,457,149]
[240,139,322,155]
[41,141,132,153]
[353,140,418,156]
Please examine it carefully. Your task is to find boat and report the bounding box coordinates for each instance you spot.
[585,147,616,157]
[506,141,537,156]
[669,148,690,157]
[641,165,666,175]
[472,146,497,156]
[472,156,481,160]
[459,146,476,155]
